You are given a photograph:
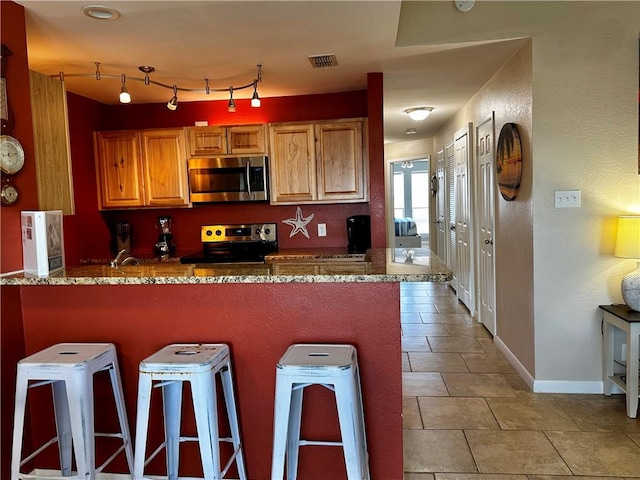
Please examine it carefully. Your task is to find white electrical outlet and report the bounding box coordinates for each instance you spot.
[554,190,581,208]
[318,223,327,237]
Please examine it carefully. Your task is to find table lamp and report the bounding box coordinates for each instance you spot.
[614,215,640,311]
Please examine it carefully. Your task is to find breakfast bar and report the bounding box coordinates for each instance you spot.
[2,248,451,480]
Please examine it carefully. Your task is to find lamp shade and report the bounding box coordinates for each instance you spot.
[614,216,640,259]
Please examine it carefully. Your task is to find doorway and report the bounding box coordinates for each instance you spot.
[390,158,430,248]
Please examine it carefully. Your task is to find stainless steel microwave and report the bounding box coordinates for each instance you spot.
[187,156,268,203]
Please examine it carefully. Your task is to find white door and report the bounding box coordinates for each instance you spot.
[445,143,457,293]
[454,124,474,314]
[435,148,446,261]
[476,115,496,335]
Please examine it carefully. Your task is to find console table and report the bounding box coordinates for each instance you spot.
[600,304,640,418]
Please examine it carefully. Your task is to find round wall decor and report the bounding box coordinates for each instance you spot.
[496,123,523,201]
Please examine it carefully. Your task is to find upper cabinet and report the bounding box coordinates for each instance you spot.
[94,128,190,210]
[268,118,368,205]
[187,124,265,156]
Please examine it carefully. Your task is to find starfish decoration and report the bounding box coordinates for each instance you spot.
[282,206,315,239]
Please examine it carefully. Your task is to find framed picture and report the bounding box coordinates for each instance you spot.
[496,123,523,201]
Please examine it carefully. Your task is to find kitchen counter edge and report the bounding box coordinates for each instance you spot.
[0,248,452,285]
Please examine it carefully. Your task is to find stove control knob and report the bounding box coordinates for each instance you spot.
[265,228,271,235]
[215,229,222,236]
[205,229,213,237]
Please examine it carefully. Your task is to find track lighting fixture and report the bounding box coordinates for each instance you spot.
[167,85,178,111]
[228,87,236,113]
[251,81,261,108]
[119,74,131,104]
[55,64,263,111]
[405,107,433,121]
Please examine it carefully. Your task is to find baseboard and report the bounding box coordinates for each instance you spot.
[494,335,615,394]
[494,335,535,390]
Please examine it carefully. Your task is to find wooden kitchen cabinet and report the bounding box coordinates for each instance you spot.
[94,129,189,209]
[268,118,368,205]
[187,124,265,156]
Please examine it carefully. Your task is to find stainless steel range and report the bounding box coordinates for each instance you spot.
[180,223,277,264]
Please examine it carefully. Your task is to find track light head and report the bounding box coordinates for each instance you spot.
[119,74,131,104]
[251,81,261,108]
[228,87,236,112]
[167,85,178,110]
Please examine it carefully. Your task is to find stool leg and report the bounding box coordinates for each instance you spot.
[52,380,72,476]
[271,375,293,480]
[66,370,96,479]
[191,373,220,479]
[285,384,304,480]
[163,380,184,480]
[108,360,134,473]
[11,370,28,480]
[335,374,365,480]
[354,367,369,480]
[220,361,248,480]
[134,373,152,480]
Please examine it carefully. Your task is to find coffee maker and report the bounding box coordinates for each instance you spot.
[115,221,131,253]
[346,215,371,254]
[154,216,176,258]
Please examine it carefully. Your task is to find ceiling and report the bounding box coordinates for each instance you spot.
[15,1,526,144]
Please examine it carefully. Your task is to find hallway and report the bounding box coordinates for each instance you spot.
[400,282,640,479]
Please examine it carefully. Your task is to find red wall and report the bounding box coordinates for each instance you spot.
[65,89,383,263]
[18,282,403,480]
[0,1,40,273]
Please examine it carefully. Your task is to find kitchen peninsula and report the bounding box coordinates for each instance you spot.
[2,248,451,480]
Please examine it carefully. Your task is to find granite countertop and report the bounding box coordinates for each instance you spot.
[0,248,452,286]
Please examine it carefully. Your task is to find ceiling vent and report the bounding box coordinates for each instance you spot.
[308,54,338,68]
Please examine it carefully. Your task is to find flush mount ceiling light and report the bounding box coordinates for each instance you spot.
[405,107,433,121]
[81,4,121,20]
[55,64,263,111]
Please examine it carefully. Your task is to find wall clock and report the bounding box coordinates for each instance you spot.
[1,181,18,206]
[0,134,25,175]
[454,0,475,12]
[496,123,523,201]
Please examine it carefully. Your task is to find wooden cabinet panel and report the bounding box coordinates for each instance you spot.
[95,129,190,210]
[316,121,365,201]
[268,119,368,205]
[140,129,189,207]
[268,124,316,203]
[95,131,145,208]
[228,125,265,154]
[187,126,227,156]
[187,124,265,156]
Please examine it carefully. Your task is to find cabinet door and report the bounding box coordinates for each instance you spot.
[269,124,316,204]
[228,125,265,154]
[95,131,144,209]
[315,120,367,202]
[140,129,190,207]
[187,126,227,156]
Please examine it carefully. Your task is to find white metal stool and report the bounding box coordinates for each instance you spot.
[134,343,247,480]
[11,342,134,480]
[271,344,369,480]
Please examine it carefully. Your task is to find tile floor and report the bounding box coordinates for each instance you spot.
[400,282,640,480]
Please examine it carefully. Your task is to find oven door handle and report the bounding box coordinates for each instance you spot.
[246,160,252,198]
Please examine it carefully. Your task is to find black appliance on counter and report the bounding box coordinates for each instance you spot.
[180,223,277,264]
[347,215,371,254]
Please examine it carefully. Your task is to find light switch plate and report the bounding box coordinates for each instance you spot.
[554,190,581,208]
[318,223,327,237]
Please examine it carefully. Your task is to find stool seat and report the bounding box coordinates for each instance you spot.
[271,344,370,480]
[11,342,133,480]
[134,343,247,480]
